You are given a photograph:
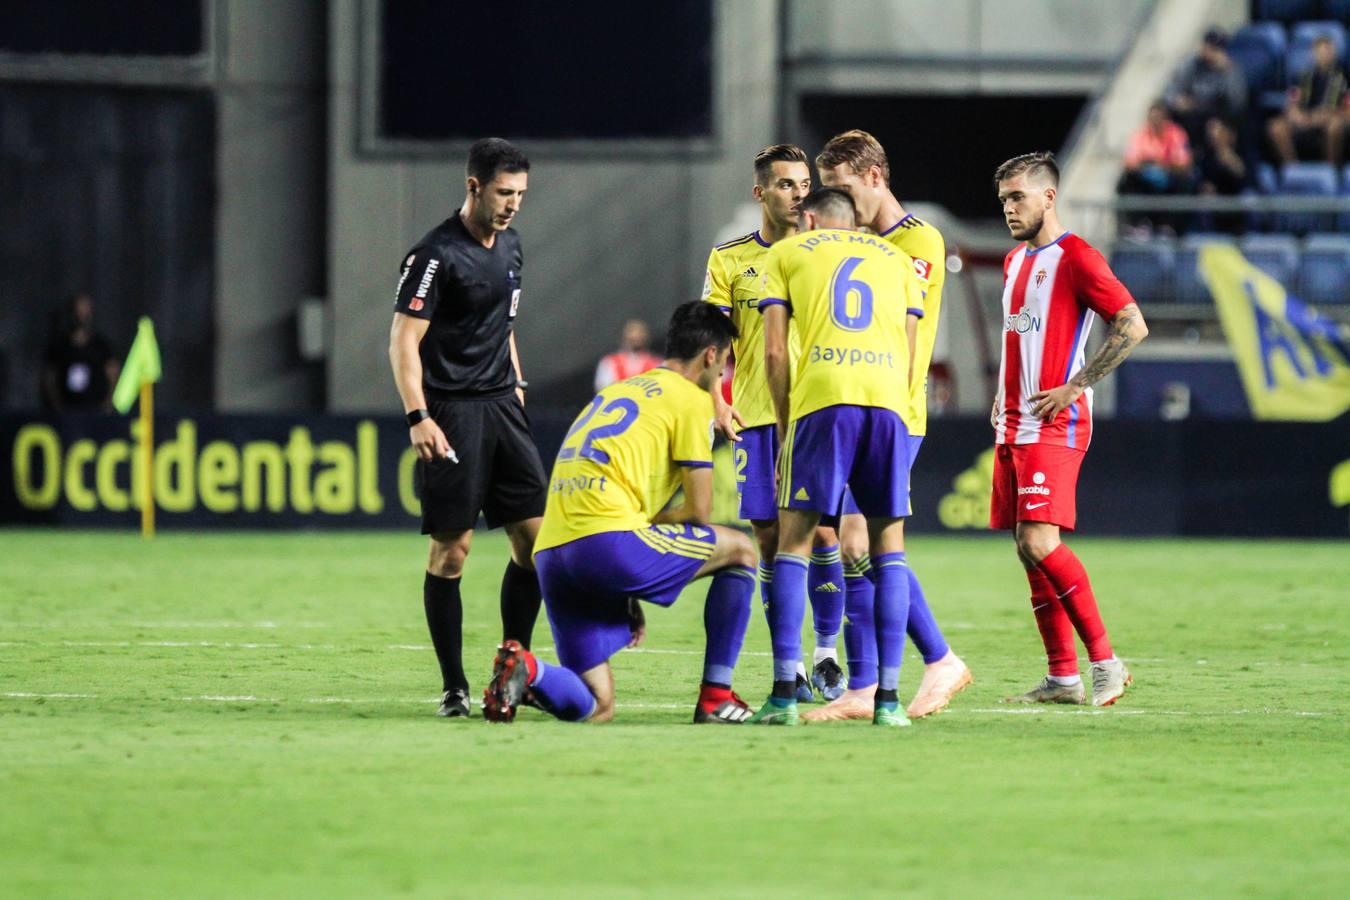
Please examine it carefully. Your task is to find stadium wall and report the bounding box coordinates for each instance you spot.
[325,0,779,414]
[5,413,1347,537]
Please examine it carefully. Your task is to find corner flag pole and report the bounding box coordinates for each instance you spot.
[140,381,155,538]
[112,317,162,539]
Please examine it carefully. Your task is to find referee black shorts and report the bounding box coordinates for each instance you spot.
[415,392,548,535]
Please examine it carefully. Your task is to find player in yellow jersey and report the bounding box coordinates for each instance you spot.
[807,129,973,721]
[483,303,759,725]
[747,188,919,727]
[702,144,851,703]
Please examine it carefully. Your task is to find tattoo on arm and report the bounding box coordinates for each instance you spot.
[1069,306,1144,391]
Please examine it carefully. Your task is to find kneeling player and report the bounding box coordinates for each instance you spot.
[483,302,759,724]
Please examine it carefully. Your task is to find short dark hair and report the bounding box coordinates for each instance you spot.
[665,301,739,361]
[466,137,529,186]
[799,187,857,223]
[993,151,1060,189]
[754,144,809,186]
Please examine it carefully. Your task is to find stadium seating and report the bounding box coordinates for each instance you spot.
[1230,24,1288,95]
[1341,164,1350,231]
[1297,233,1350,303]
[1275,161,1339,232]
[1287,21,1348,75]
[1110,240,1175,304]
[1176,234,1235,305]
[1240,233,1302,285]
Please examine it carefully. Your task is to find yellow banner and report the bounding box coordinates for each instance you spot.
[1199,245,1350,421]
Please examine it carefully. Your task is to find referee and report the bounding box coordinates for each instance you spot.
[388,137,548,718]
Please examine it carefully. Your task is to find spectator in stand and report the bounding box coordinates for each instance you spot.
[1120,102,1197,195]
[1267,36,1349,167]
[594,318,661,391]
[1197,117,1248,233]
[1165,28,1247,163]
[41,292,119,412]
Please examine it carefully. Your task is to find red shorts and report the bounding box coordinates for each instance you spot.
[989,443,1085,531]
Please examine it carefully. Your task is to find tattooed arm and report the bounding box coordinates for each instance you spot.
[1028,303,1148,421]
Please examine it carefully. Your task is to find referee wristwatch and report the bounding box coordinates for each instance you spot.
[406,408,431,426]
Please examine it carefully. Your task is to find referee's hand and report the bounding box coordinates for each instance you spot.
[410,418,454,462]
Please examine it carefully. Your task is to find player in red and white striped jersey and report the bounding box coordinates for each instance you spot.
[991,152,1149,707]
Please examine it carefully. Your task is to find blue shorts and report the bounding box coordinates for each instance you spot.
[907,434,924,471]
[778,405,911,519]
[735,425,778,522]
[534,524,716,672]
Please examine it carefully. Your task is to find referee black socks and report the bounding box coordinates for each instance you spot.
[424,572,467,694]
[500,559,542,650]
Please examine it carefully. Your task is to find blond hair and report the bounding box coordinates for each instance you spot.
[815,130,889,185]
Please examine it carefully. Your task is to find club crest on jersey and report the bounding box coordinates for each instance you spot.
[1035,268,1048,287]
[1004,310,1042,334]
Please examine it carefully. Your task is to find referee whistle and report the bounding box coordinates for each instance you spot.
[444,448,459,464]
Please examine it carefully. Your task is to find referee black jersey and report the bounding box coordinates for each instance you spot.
[393,212,523,398]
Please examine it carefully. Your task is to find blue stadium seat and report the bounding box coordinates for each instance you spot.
[1287,21,1349,76]
[1176,234,1235,305]
[1248,164,1280,232]
[1110,240,1175,304]
[1277,161,1339,232]
[1253,0,1321,23]
[1230,24,1287,93]
[1297,233,1350,304]
[1240,234,1302,286]
[1255,162,1279,194]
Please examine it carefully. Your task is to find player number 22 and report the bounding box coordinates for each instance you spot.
[829,256,873,332]
[558,396,640,465]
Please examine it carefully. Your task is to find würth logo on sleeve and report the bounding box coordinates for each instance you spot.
[409,259,440,311]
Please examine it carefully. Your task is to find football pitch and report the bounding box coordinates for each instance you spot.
[1,529,1346,898]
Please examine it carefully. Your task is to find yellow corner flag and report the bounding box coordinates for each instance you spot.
[111,317,162,537]
[112,317,162,414]
[1199,245,1350,421]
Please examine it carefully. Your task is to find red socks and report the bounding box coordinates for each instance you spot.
[1025,566,1079,676]
[1037,544,1114,663]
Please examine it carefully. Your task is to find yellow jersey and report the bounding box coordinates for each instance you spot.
[760,229,919,429]
[880,214,946,436]
[534,366,715,553]
[701,231,799,429]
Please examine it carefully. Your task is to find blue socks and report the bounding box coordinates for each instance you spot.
[873,552,912,692]
[905,567,949,664]
[529,659,596,722]
[843,556,878,690]
[808,545,845,651]
[702,566,755,685]
[757,561,774,623]
[768,553,809,683]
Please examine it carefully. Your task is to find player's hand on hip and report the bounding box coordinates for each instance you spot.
[410,418,454,462]
[715,404,746,442]
[990,397,998,428]
[1027,383,1083,422]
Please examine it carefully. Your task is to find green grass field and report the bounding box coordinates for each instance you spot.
[1,529,1347,898]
